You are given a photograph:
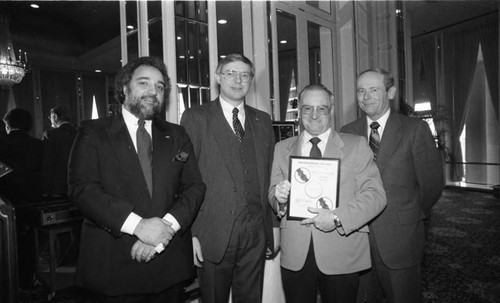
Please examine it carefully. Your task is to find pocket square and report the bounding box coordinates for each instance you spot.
[174,151,189,162]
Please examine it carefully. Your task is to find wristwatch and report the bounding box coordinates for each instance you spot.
[334,216,342,228]
[334,215,345,235]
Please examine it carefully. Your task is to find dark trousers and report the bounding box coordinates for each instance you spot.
[93,284,183,303]
[281,240,359,303]
[198,207,266,303]
[361,234,423,303]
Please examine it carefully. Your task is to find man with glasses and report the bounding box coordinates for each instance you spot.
[180,54,276,303]
[269,84,386,303]
[341,69,443,303]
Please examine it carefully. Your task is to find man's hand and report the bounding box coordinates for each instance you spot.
[275,180,291,204]
[133,218,175,247]
[192,237,204,268]
[131,240,157,263]
[300,207,337,232]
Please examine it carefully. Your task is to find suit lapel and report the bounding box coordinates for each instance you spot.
[107,115,151,199]
[209,99,239,181]
[377,112,404,174]
[152,119,176,201]
[324,128,346,159]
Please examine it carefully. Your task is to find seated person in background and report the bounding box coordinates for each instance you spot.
[42,106,77,197]
[0,108,43,204]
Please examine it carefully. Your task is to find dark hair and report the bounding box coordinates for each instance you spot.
[51,106,71,122]
[114,56,171,104]
[358,68,394,91]
[215,53,254,76]
[298,84,334,107]
[3,108,33,132]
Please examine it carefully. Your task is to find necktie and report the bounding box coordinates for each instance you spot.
[232,108,245,142]
[137,119,153,196]
[309,137,322,158]
[369,121,381,161]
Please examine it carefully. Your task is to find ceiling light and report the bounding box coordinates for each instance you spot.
[218,19,227,25]
[127,25,134,30]
[30,4,39,9]
[177,36,182,40]
[220,55,226,59]
[280,40,287,44]
[95,69,102,73]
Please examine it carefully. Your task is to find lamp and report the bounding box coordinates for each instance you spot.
[0,15,28,88]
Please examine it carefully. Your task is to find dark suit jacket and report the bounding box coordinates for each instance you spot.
[180,99,275,263]
[42,123,77,196]
[0,130,42,204]
[341,111,444,269]
[68,114,205,296]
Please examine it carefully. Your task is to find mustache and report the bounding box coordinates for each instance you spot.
[141,95,160,103]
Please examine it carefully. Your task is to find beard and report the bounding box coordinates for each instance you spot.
[125,94,163,120]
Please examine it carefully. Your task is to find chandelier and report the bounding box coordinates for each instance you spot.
[0,15,28,88]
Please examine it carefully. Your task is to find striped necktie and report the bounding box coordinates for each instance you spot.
[369,121,381,161]
[232,107,245,142]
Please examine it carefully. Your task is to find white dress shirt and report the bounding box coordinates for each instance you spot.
[220,97,245,131]
[366,109,390,140]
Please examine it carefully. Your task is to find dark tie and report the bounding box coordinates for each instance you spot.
[369,121,381,161]
[309,137,322,158]
[137,119,153,196]
[232,108,245,142]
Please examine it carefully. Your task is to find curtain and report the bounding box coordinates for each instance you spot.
[278,53,296,121]
[412,39,436,110]
[479,24,499,118]
[446,30,480,181]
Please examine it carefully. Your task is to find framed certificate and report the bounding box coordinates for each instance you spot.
[288,156,340,220]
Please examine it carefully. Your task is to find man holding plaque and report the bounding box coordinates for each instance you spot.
[269,84,387,303]
[341,69,444,303]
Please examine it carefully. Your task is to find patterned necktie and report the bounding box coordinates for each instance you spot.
[232,107,245,142]
[137,119,153,196]
[309,137,322,158]
[369,121,381,161]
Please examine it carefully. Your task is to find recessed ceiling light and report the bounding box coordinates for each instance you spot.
[218,19,227,24]
[220,55,226,59]
[127,25,134,30]
[280,40,287,44]
[95,69,102,73]
[179,55,185,59]
[30,4,39,9]
[177,36,182,40]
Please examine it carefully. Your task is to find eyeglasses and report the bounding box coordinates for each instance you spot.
[300,105,331,116]
[357,87,384,96]
[220,70,253,83]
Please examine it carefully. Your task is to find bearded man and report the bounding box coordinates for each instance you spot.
[68,56,205,303]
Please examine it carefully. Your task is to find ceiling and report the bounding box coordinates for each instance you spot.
[0,1,498,75]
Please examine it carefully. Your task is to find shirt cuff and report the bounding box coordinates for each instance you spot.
[121,212,142,235]
[163,213,181,232]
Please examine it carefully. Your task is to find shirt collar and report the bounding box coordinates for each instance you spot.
[122,106,152,129]
[367,109,390,136]
[220,96,245,115]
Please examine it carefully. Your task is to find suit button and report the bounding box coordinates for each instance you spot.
[232,188,237,192]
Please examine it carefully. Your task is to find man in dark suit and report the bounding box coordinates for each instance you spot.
[42,106,77,197]
[341,69,444,303]
[269,84,386,303]
[0,108,43,289]
[180,53,276,303]
[68,56,205,302]
[0,108,42,203]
